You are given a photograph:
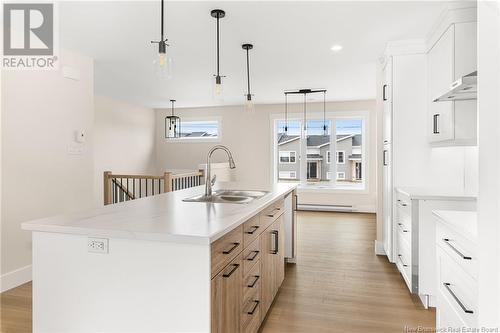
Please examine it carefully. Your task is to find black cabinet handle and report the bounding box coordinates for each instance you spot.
[383,150,388,166]
[433,114,440,134]
[222,264,240,278]
[246,250,259,261]
[383,84,388,101]
[397,223,409,233]
[443,239,472,260]
[266,208,281,218]
[245,226,259,235]
[271,230,279,254]
[247,300,260,315]
[222,242,240,255]
[247,275,260,288]
[398,254,408,267]
[443,283,474,314]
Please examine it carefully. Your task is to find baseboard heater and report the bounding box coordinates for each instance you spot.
[297,204,354,212]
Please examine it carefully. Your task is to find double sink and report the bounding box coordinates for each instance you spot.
[183,190,269,204]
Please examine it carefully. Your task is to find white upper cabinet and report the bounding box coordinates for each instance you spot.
[427,22,477,146]
[383,57,393,144]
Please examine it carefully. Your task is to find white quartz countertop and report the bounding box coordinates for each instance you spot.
[396,187,477,201]
[433,210,477,241]
[22,182,297,245]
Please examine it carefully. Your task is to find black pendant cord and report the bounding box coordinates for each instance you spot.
[246,48,251,96]
[161,0,164,41]
[216,14,220,77]
[170,99,175,116]
[323,91,327,135]
[285,94,288,133]
[303,93,307,133]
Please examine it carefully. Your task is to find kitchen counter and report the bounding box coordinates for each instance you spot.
[432,210,477,241]
[396,187,477,201]
[22,182,297,244]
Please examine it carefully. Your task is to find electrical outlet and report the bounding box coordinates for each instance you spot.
[88,238,109,254]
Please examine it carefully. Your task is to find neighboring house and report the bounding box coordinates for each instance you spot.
[277,134,362,182]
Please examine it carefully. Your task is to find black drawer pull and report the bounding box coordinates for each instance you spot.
[398,223,409,233]
[222,264,240,278]
[443,283,474,314]
[443,239,472,260]
[247,300,260,315]
[222,242,240,255]
[245,226,259,235]
[266,207,281,217]
[246,250,259,261]
[247,275,260,288]
[398,254,408,267]
[383,84,388,101]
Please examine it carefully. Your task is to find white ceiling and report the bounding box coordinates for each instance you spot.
[60,1,448,109]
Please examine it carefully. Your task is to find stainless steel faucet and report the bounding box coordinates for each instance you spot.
[205,145,236,197]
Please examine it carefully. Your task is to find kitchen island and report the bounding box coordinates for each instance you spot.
[22,182,297,333]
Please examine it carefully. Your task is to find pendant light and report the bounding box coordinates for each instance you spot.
[283,88,328,137]
[242,43,254,111]
[284,93,289,134]
[165,100,180,138]
[323,91,327,135]
[211,9,225,99]
[151,0,172,78]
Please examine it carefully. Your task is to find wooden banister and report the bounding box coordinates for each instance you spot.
[104,169,205,205]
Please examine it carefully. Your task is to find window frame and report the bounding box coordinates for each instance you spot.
[337,172,346,180]
[279,171,297,179]
[279,151,297,164]
[326,151,331,164]
[336,150,345,164]
[165,116,222,143]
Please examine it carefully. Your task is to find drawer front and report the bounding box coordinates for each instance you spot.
[243,215,262,248]
[260,199,284,229]
[436,288,467,329]
[438,246,477,328]
[396,235,412,290]
[396,217,411,246]
[243,260,261,305]
[395,194,411,218]
[436,223,477,280]
[241,288,261,333]
[211,225,243,278]
[242,237,261,277]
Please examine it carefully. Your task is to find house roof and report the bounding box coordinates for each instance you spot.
[352,134,362,146]
[277,134,300,145]
[278,133,362,147]
[349,153,362,161]
[307,154,323,160]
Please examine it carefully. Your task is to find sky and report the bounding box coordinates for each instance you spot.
[278,119,362,136]
[180,121,219,135]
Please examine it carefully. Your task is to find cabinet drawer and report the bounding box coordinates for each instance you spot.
[211,225,243,278]
[395,195,411,218]
[242,237,261,277]
[396,235,412,290]
[241,288,261,333]
[438,247,477,328]
[243,260,261,304]
[260,199,284,229]
[243,215,262,248]
[436,222,477,280]
[436,288,467,329]
[396,219,411,248]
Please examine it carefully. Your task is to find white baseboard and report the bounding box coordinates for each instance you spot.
[1,265,32,292]
[374,240,386,256]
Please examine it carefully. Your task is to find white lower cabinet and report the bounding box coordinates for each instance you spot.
[434,211,477,329]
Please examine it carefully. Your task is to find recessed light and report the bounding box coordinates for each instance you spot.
[331,45,343,52]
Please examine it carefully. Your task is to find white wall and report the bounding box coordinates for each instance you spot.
[477,0,499,326]
[1,50,95,289]
[155,100,377,211]
[94,95,156,206]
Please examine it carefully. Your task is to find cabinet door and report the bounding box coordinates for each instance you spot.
[260,224,276,317]
[275,216,285,290]
[382,57,393,144]
[211,254,243,333]
[454,22,477,79]
[428,24,455,143]
[382,144,393,262]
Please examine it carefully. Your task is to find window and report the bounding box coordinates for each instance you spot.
[279,171,296,179]
[279,151,296,164]
[171,120,220,140]
[274,117,365,190]
[336,151,345,164]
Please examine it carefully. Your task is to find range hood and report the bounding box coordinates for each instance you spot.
[433,71,477,102]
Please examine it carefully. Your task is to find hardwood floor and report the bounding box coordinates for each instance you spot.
[0,211,434,333]
[260,211,435,333]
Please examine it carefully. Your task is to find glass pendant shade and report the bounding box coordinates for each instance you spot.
[213,75,224,100]
[151,0,172,79]
[245,94,254,112]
